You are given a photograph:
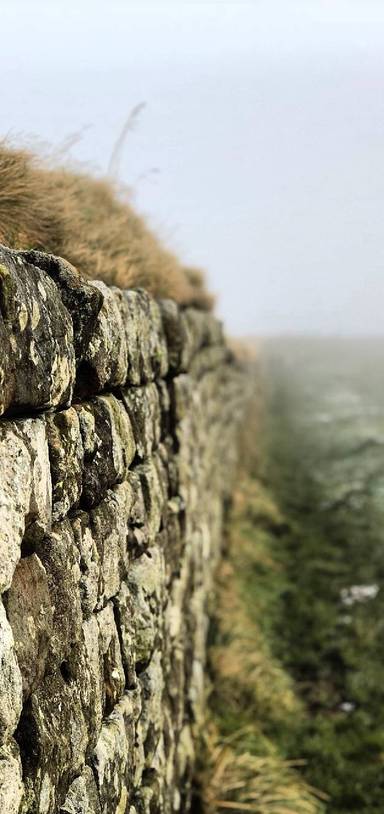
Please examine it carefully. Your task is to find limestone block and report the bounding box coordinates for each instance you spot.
[80,617,105,750]
[0,600,22,744]
[158,299,186,372]
[71,512,100,619]
[0,245,75,415]
[135,457,167,541]
[121,383,161,460]
[156,380,171,440]
[20,250,103,366]
[0,417,51,593]
[76,281,128,396]
[46,408,83,520]
[161,439,179,499]
[148,298,168,380]
[169,375,193,424]
[18,668,89,814]
[60,766,101,814]
[76,395,135,509]
[34,521,82,664]
[126,472,146,529]
[90,482,133,607]
[122,290,167,384]
[92,689,141,814]
[5,554,53,700]
[96,603,125,714]
[127,548,164,670]
[113,582,136,689]
[189,345,230,378]
[162,499,185,585]
[138,651,164,766]
[20,420,52,540]
[117,290,143,386]
[0,739,24,814]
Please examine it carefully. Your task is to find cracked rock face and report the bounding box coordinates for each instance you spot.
[46,408,83,521]
[0,601,22,744]
[0,244,245,813]
[5,554,53,700]
[0,418,51,593]
[0,740,24,814]
[0,246,75,416]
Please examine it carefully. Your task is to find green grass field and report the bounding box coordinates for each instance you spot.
[201,338,384,814]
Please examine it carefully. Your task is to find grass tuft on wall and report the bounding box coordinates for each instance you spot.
[0,139,212,307]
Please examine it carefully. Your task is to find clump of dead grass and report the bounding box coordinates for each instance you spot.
[0,140,212,307]
[209,480,299,731]
[200,727,327,814]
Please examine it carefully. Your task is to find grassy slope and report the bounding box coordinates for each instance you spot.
[200,342,384,813]
[197,376,326,814]
[263,343,384,812]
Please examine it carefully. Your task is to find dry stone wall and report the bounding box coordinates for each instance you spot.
[0,245,244,814]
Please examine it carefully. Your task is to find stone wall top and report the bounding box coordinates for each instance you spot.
[0,245,227,417]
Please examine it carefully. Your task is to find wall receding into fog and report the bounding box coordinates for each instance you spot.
[0,245,244,814]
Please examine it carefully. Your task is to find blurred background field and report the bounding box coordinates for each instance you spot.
[201,339,384,812]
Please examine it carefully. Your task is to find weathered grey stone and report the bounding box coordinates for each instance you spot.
[162,499,185,585]
[117,290,143,386]
[90,482,133,607]
[0,600,22,744]
[34,521,82,664]
[169,374,193,424]
[76,281,128,396]
[18,668,89,814]
[189,344,230,378]
[46,408,83,520]
[5,554,53,700]
[135,457,167,541]
[20,250,103,366]
[0,427,32,592]
[158,299,186,372]
[122,289,167,384]
[0,245,75,415]
[138,650,164,766]
[21,419,52,541]
[0,418,51,592]
[0,248,245,812]
[126,472,146,529]
[60,766,101,814]
[0,739,24,814]
[127,548,164,670]
[148,298,168,379]
[80,616,105,750]
[71,512,100,619]
[92,689,141,814]
[76,395,135,509]
[113,582,136,689]
[120,383,161,460]
[156,380,171,440]
[97,603,125,713]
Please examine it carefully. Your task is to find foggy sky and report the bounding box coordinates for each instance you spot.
[2,0,384,335]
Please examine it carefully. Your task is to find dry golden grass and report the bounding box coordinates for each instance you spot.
[201,728,327,814]
[0,140,212,307]
[210,481,298,725]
